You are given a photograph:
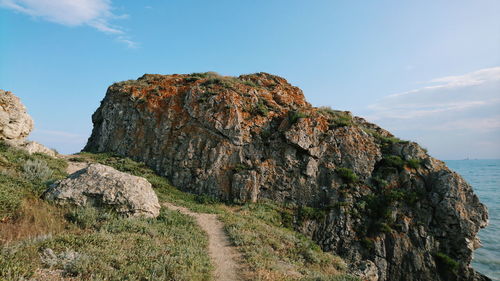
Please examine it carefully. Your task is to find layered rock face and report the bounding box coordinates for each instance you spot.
[45,163,161,218]
[85,73,489,281]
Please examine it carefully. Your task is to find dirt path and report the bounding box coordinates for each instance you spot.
[163,202,242,281]
[59,156,242,280]
[58,155,89,174]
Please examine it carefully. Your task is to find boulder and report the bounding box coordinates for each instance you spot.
[18,140,57,157]
[44,163,160,218]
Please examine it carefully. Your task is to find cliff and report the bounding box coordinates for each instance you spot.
[84,72,489,281]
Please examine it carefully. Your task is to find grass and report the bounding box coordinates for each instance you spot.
[0,144,213,280]
[288,110,309,124]
[435,252,459,274]
[190,71,221,79]
[220,204,356,281]
[23,159,53,182]
[318,107,353,128]
[0,141,67,220]
[298,206,328,222]
[380,155,405,171]
[233,163,253,173]
[335,167,358,184]
[406,158,421,169]
[1,207,213,281]
[77,152,358,281]
[254,100,270,116]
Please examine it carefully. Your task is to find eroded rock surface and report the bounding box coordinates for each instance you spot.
[84,72,489,281]
[44,163,160,218]
[0,90,56,156]
[0,89,34,141]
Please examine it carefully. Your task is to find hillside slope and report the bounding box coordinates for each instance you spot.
[84,72,489,281]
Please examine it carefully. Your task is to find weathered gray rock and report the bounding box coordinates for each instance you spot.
[0,90,56,157]
[84,73,489,281]
[18,140,57,157]
[0,89,34,141]
[44,163,160,218]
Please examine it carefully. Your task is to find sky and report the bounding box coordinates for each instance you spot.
[0,0,499,159]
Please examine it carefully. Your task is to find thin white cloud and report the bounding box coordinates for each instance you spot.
[427,116,500,132]
[368,67,500,121]
[389,67,500,98]
[34,129,86,139]
[363,66,500,159]
[0,0,137,46]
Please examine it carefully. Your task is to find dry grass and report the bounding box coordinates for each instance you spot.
[0,198,71,245]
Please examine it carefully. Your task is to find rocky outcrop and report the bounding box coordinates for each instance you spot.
[17,141,57,157]
[44,163,161,218]
[0,89,34,142]
[84,72,489,281]
[0,90,56,156]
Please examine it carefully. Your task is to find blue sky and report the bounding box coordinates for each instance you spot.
[1,0,499,159]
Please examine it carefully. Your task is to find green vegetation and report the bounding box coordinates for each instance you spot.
[233,163,253,173]
[371,176,389,188]
[0,175,24,220]
[0,141,67,220]
[190,71,221,79]
[335,167,358,184]
[435,252,459,273]
[242,80,258,87]
[378,155,422,173]
[253,100,270,116]
[360,238,374,251]
[23,159,53,182]
[220,203,356,281]
[380,155,405,170]
[318,107,353,128]
[1,207,213,280]
[298,206,328,221]
[202,77,235,88]
[190,72,262,89]
[197,91,218,103]
[195,194,220,205]
[361,188,422,236]
[288,110,310,124]
[406,158,421,169]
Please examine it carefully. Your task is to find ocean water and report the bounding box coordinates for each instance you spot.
[446,159,500,280]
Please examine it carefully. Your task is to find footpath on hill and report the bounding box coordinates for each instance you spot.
[163,202,242,281]
[62,156,242,281]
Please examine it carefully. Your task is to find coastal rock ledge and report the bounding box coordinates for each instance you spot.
[84,72,490,281]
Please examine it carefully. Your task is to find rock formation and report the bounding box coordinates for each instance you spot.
[44,163,161,218]
[0,89,56,156]
[0,89,34,142]
[84,72,489,281]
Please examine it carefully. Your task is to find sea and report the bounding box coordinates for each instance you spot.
[446,159,500,281]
